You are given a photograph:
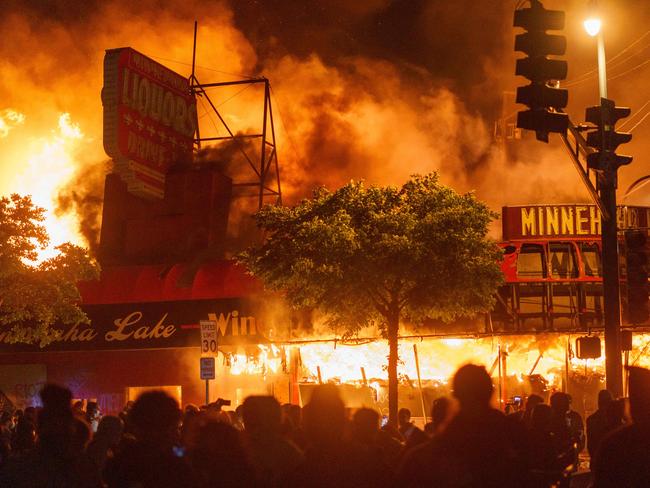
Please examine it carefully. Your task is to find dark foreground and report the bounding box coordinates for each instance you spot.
[1,364,650,487]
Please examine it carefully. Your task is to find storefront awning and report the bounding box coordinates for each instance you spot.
[78,260,261,305]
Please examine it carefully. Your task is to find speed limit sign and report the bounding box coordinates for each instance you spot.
[199,320,217,355]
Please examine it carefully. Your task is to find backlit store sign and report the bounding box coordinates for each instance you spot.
[102,47,197,199]
[502,205,650,240]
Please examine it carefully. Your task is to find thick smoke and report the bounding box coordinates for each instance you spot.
[1,0,650,252]
[55,160,106,253]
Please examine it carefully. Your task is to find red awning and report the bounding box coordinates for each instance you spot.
[78,260,260,305]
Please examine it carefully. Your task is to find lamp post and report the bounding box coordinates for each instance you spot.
[584,8,624,397]
[584,16,607,97]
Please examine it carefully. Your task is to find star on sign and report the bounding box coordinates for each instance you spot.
[124,114,133,126]
[135,119,144,131]
[147,126,156,137]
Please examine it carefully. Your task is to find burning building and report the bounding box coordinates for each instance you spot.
[0,46,649,423]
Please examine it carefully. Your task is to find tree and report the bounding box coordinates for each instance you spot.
[239,173,503,423]
[0,194,100,347]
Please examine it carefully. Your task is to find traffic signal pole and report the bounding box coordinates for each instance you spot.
[560,118,624,397]
[600,168,623,397]
[513,1,632,398]
[595,35,623,396]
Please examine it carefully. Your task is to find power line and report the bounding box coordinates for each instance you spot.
[197,96,221,138]
[269,86,304,168]
[214,84,254,108]
[563,55,650,89]
[608,57,650,81]
[609,29,650,63]
[148,54,256,81]
[619,99,650,129]
[628,111,650,133]
[564,29,650,86]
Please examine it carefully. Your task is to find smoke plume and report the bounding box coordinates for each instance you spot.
[1,0,649,252]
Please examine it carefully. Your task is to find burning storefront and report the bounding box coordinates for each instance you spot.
[1,48,649,422]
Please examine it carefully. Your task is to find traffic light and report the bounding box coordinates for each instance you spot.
[513,0,568,142]
[585,98,633,171]
[625,230,649,324]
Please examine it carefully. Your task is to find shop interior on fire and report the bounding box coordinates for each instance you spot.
[1,48,649,424]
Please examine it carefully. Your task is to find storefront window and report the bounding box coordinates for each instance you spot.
[549,242,578,279]
[580,242,602,277]
[517,244,547,278]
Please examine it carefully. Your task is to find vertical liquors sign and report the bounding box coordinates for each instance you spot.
[102,47,197,199]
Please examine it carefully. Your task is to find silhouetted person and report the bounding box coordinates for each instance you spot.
[104,390,197,488]
[565,395,585,453]
[72,417,92,455]
[180,404,202,451]
[118,400,135,436]
[521,394,544,427]
[587,389,613,467]
[22,406,37,426]
[0,384,100,487]
[424,396,452,436]
[86,415,123,477]
[396,364,526,487]
[526,403,571,487]
[351,407,401,472]
[549,391,583,474]
[190,419,255,488]
[242,395,303,487]
[398,407,428,449]
[289,384,389,488]
[605,397,626,430]
[593,367,650,487]
[282,403,306,449]
[10,417,35,457]
[0,411,12,467]
[73,400,85,418]
[85,401,100,433]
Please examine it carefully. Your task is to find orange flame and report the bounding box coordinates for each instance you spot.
[222,334,650,393]
[4,112,87,260]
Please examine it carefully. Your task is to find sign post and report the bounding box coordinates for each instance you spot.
[199,357,216,404]
[199,320,217,405]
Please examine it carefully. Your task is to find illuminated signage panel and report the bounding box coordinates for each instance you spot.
[103,47,196,199]
[502,205,650,240]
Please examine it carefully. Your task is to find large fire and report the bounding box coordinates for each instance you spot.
[227,333,650,398]
[2,111,88,261]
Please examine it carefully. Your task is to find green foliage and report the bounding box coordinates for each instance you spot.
[239,173,503,337]
[0,194,100,347]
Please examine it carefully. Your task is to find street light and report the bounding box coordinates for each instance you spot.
[584,18,601,37]
[584,4,607,98]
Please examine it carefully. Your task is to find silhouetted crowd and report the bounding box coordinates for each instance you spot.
[1,363,649,487]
